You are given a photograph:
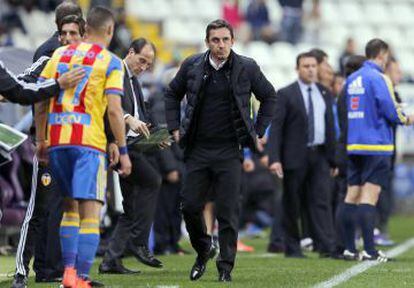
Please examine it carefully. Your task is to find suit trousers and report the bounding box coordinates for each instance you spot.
[105,151,162,261]
[181,148,242,273]
[153,181,182,253]
[282,147,335,256]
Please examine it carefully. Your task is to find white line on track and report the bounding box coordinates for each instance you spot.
[312,238,414,288]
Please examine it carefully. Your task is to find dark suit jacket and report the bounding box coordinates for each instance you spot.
[335,89,347,175]
[267,81,336,170]
[121,65,150,123]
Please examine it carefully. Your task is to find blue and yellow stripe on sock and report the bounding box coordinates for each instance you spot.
[76,218,100,279]
[60,212,80,268]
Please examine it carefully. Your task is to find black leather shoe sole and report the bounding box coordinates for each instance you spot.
[98,265,140,275]
[134,255,163,268]
[35,277,62,283]
[218,272,232,282]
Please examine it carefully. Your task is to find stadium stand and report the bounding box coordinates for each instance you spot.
[2,0,414,265]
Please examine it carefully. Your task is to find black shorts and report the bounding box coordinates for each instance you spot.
[347,155,391,188]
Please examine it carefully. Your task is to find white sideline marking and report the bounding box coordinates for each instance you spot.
[313,238,414,288]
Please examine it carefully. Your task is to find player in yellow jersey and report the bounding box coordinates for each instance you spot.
[36,6,131,288]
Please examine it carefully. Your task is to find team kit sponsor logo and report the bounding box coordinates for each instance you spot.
[348,76,365,119]
[48,112,91,125]
[41,173,52,186]
[58,48,104,60]
[347,76,365,95]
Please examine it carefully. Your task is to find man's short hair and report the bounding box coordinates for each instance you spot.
[58,15,86,36]
[128,38,156,58]
[385,55,398,70]
[205,19,234,40]
[344,55,367,77]
[86,6,115,32]
[296,52,317,68]
[55,1,82,27]
[309,48,328,64]
[365,38,389,59]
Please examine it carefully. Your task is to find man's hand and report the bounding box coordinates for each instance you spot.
[166,170,180,183]
[243,158,255,172]
[117,154,132,177]
[57,67,85,89]
[269,162,284,179]
[330,167,339,177]
[126,116,150,138]
[0,94,5,102]
[256,136,266,152]
[107,142,120,168]
[406,114,414,125]
[158,140,171,149]
[172,130,180,143]
[259,155,269,167]
[35,140,49,165]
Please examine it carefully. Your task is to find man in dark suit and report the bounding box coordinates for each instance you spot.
[99,38,163,274]
[165,19,276,282]
[268,51,336,258]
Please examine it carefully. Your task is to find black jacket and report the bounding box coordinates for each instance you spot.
[267,81,336,169]
[0,60,60,105]
[164,50,277,150]
[336,89,348,174]
[33,32,60,62]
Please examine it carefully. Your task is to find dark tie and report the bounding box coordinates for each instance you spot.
[131,76,147,122]
[307,86,314,145]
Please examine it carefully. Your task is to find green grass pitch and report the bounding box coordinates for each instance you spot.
[1,215,413,287]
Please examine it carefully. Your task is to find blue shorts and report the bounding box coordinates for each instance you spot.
[347,155,391,188]
[49,147,107,202]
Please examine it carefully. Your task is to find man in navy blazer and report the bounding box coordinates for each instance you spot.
[268,51,336,258]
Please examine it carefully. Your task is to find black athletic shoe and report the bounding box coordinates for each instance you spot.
[11,274,27,288]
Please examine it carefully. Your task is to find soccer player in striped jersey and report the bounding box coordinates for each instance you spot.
[36,6,131,288]
[12,9,86,288]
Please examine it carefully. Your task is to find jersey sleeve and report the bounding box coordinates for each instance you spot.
[374,74,408,125]
[38,49,61,82]
[104,56,124,97]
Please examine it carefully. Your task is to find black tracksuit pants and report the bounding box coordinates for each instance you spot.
[15,156,63,279]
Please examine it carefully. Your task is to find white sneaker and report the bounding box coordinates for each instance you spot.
[359,250,389,262]
[300,238,314,252]
[343,249,359,261]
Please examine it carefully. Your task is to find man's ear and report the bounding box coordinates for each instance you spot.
[106,25,111,36]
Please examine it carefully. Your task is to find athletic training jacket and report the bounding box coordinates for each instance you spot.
[345,60,408,155]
